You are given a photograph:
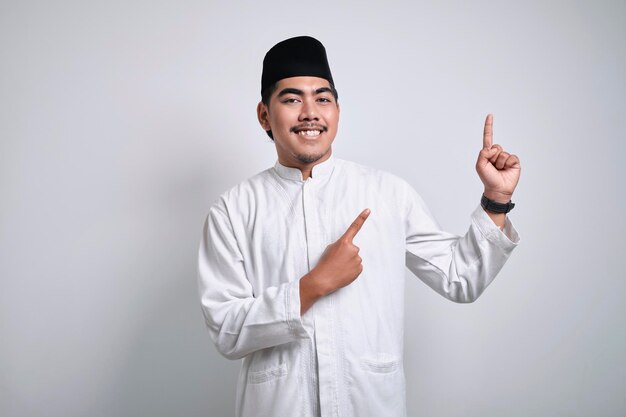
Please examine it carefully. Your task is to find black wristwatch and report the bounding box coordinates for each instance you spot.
[481,194,515,214]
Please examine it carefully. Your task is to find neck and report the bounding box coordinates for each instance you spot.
[279,150,332,180]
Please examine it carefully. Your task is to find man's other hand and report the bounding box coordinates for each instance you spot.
[476,114,521,203]
[299,208,370,314]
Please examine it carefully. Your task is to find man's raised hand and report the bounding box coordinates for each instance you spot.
[299,209,371,314]
[476,114,521,203]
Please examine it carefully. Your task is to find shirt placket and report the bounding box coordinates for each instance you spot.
[302,178,340,417]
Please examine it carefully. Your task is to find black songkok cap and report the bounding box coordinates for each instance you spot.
[261,36,334,94]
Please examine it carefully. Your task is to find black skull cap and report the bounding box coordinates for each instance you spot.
[261,36,334,94]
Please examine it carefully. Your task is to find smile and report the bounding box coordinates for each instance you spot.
[292,123,327,138]
[297,130,321,137]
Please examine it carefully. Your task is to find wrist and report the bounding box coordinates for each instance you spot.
[301,269,332,298]
[482,189,513,204]
[481,193,515,215]
[299,268,337,315]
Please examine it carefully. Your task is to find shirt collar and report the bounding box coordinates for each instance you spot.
[273,155,336,181]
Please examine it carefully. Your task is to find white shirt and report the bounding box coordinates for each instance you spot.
[198,156,519,417]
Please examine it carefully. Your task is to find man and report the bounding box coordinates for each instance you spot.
[198,36,520,417]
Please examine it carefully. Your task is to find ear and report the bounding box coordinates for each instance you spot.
[256,101,271,132]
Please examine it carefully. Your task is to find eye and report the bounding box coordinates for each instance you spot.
[282,97,301,104]
[317,97,332,103]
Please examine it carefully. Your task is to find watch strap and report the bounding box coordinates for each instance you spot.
[481,194,515,214]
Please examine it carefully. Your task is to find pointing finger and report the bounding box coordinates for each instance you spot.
[483,114,493,149]
[342,208,371,241]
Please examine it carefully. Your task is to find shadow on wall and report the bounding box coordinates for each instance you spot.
[111,279,239,417]
[96,150,241,417]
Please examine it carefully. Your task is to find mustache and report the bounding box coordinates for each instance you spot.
[290,123,328,133]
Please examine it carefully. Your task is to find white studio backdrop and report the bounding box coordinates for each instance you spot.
[1,1,625,416]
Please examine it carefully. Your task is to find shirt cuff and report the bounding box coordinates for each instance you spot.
[471,204,520,249]
[285,279,310,339]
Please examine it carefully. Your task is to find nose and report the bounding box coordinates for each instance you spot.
[299,99,318,121]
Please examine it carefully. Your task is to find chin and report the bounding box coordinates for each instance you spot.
[295,147,331,164]
[296,153,325,164]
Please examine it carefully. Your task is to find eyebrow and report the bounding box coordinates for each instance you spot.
[277,88,304,97]
[277,87,334,97]
[315,87,333,95]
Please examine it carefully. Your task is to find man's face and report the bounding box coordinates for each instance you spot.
[257,76,340,168]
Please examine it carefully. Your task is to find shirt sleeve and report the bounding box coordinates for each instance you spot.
[404,185,520,303]
[197,202,309,360]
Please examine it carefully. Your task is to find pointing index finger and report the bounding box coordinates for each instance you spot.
[483,114,493,149]
[342,208,371,241]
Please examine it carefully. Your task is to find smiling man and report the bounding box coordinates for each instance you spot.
[257,76,338,172]
[198,36,521,417]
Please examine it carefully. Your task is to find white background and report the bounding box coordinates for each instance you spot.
[1,1,625,416]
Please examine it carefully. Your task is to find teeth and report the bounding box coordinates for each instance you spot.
[298,130,321,137]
